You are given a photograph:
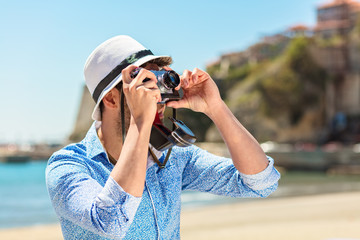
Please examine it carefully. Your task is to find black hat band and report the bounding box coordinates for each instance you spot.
[92,49,153,103]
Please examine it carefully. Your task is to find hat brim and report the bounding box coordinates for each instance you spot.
[91,55,172,121]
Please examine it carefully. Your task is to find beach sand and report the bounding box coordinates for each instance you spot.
[1,191,360,240]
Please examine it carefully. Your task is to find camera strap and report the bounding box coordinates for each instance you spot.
[149,146,172,169]
[121,87,126,144]
[120,88,174,169]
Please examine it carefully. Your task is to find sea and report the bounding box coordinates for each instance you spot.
[2,160,360,229]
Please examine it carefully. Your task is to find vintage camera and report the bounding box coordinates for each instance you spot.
[129,67,196,152]
[130,68,181,104]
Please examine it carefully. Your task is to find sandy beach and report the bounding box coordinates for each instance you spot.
[1,191,360,240]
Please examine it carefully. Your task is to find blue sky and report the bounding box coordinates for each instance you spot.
[0,0,324,144]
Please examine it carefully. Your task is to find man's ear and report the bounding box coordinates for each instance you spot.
[102,88,120,110]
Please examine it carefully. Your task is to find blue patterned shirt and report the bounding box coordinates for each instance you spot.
[46,122,280,239]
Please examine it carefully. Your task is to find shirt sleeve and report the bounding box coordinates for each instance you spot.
[175,145,280,198]
[45,151,141,239]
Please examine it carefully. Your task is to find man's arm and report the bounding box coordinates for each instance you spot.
[206,101,268,174]
[110,66,161,197]
[167,68,268,175]
[173,145,278,198]
[110,121,152,197]
[46,153,142,239]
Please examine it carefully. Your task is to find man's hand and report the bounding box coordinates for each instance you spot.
[166,68,222,117]
[167,67,268,175]
[121,65,161,129]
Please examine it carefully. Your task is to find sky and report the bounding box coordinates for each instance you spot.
[0,0,325,144]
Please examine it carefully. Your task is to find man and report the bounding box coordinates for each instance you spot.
[46,35,280,240]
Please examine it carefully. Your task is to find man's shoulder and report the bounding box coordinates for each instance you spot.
[171,144,230,163]
[169,145,202,162]
[171,145,195,155]
[171,144,201,155]
[48,141,89,165]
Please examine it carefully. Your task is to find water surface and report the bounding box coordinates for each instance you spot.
[1,160,360,229]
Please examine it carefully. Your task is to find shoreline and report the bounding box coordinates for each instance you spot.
[1,191,360,240]
[181,191,360,240]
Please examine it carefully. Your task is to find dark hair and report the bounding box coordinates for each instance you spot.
[99,81,123,117]
[141,57,172,67]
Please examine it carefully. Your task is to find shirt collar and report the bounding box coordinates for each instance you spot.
[82,121,107,160]
[82,121,165,168]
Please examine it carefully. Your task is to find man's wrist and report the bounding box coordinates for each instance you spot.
[205,100,228,120]
[130,116,153,130]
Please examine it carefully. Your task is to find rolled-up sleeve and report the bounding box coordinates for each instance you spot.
[46,152,141,239]
[239,156,279,190]
[94,176,141,224]
[238,156,280,197]
[177,145,280,198]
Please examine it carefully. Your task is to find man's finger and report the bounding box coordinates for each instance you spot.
[181,70,192,88]
[152,89,161,103]
[142,79,158,90]
[132,68,157,87]
[122,65,139,84]
[142,88,161,103]
[166,99,188,109]
[192,68,208,84]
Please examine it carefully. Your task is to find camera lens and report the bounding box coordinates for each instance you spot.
[162,70,180,89]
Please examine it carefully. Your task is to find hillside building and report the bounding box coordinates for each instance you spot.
[315,0,360,38]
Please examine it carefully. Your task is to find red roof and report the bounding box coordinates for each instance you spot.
[287,24,309,31]
[318,0,360,9]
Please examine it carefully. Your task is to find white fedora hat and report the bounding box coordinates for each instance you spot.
[84,35,172,121]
